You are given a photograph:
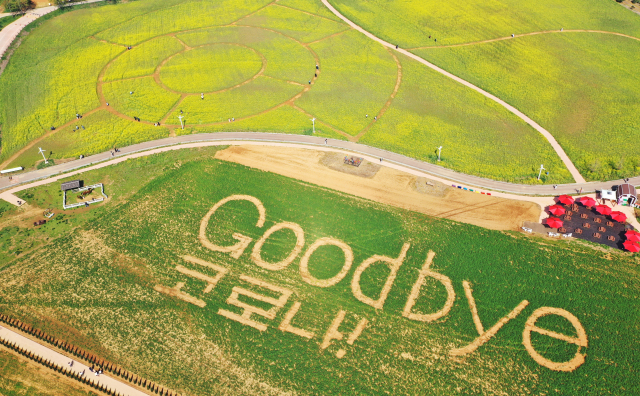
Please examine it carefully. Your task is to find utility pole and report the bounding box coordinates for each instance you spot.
[437,146,443,162]
[38,147,48,164]
[178,115,184,130]
[311,118,316,134]
[537,164,546,180]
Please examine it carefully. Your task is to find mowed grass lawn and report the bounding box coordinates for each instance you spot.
[328,0,640,48]
[415,33,640,181]
[0,149,638,395]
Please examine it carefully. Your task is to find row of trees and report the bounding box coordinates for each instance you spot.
[1,0,82,14]
[2,0,34,13]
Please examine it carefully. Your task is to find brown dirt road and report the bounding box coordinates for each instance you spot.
[215,145,540,231]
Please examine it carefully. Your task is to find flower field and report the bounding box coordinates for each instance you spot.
[6,110,168,169]
[168,76,302,124]
[159,44,263,93]
[102,36,184,83]
[328,0,640,48]
[0,149,638,395]
[177,26,317,85]
[102,77,181,122]
[1,0,638,183]
[359,54,572,184]
[415,33,640,181]
[296,29,398,136]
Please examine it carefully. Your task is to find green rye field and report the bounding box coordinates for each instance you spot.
[0,147,638,395]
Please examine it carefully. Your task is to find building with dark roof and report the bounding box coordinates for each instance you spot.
[616,183,637,205]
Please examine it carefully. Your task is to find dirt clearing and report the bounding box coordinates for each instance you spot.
[215,145,540,230]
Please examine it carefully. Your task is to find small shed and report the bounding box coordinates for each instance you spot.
[616,183,637,205]
[60,180,83,191]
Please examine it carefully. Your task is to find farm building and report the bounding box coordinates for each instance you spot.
[616,183,637,205]
[60,180,83,191]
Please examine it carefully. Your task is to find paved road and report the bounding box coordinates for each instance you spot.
[0,0,104,59]
[321,0,586,184]
[0,325,149,396]
[0,133,636,196]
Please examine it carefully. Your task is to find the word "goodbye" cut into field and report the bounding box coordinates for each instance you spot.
[193,195,589,372]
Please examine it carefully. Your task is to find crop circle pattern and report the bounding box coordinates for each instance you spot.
[100,26,317,126]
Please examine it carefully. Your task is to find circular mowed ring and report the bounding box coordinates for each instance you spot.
[100,26,317,125]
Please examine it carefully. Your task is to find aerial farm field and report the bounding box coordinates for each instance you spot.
[0,0,579,184]
[329,0,640,181]
[0,147,638,395]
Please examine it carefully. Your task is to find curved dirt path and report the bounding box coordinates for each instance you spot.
[407,29,640,50]
[321,0,586,184]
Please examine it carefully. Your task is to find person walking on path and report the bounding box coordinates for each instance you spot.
[325,139,327,144]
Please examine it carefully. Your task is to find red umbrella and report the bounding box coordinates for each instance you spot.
[548,205,566,216]
[611,211,627,223]
[557,195,574,206]
[579,196,596,207]
[625,230,640,242]
[595,205,612,216]
[546,217,563,228]
[623,240,640,252]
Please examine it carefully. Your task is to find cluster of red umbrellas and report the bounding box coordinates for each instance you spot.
[546,217,563,229]
[554,195,627,222]
[548,196,632,243]
[558,195,574,206]
[579,196,596,208]
[553,195,638,252]
[624,230,640,252]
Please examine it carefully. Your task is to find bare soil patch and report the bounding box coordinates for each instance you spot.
[319,152,380,178]
[413,177,450,198]
[215,145,541,230]
[0,203,42,229]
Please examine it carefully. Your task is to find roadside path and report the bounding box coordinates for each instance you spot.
[1,133,636,195]
[1,135,638,229]
[0,325,149,396]
[321,0,586,184]
[0,0,104,59]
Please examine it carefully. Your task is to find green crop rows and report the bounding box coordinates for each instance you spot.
[0,150,637,395]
